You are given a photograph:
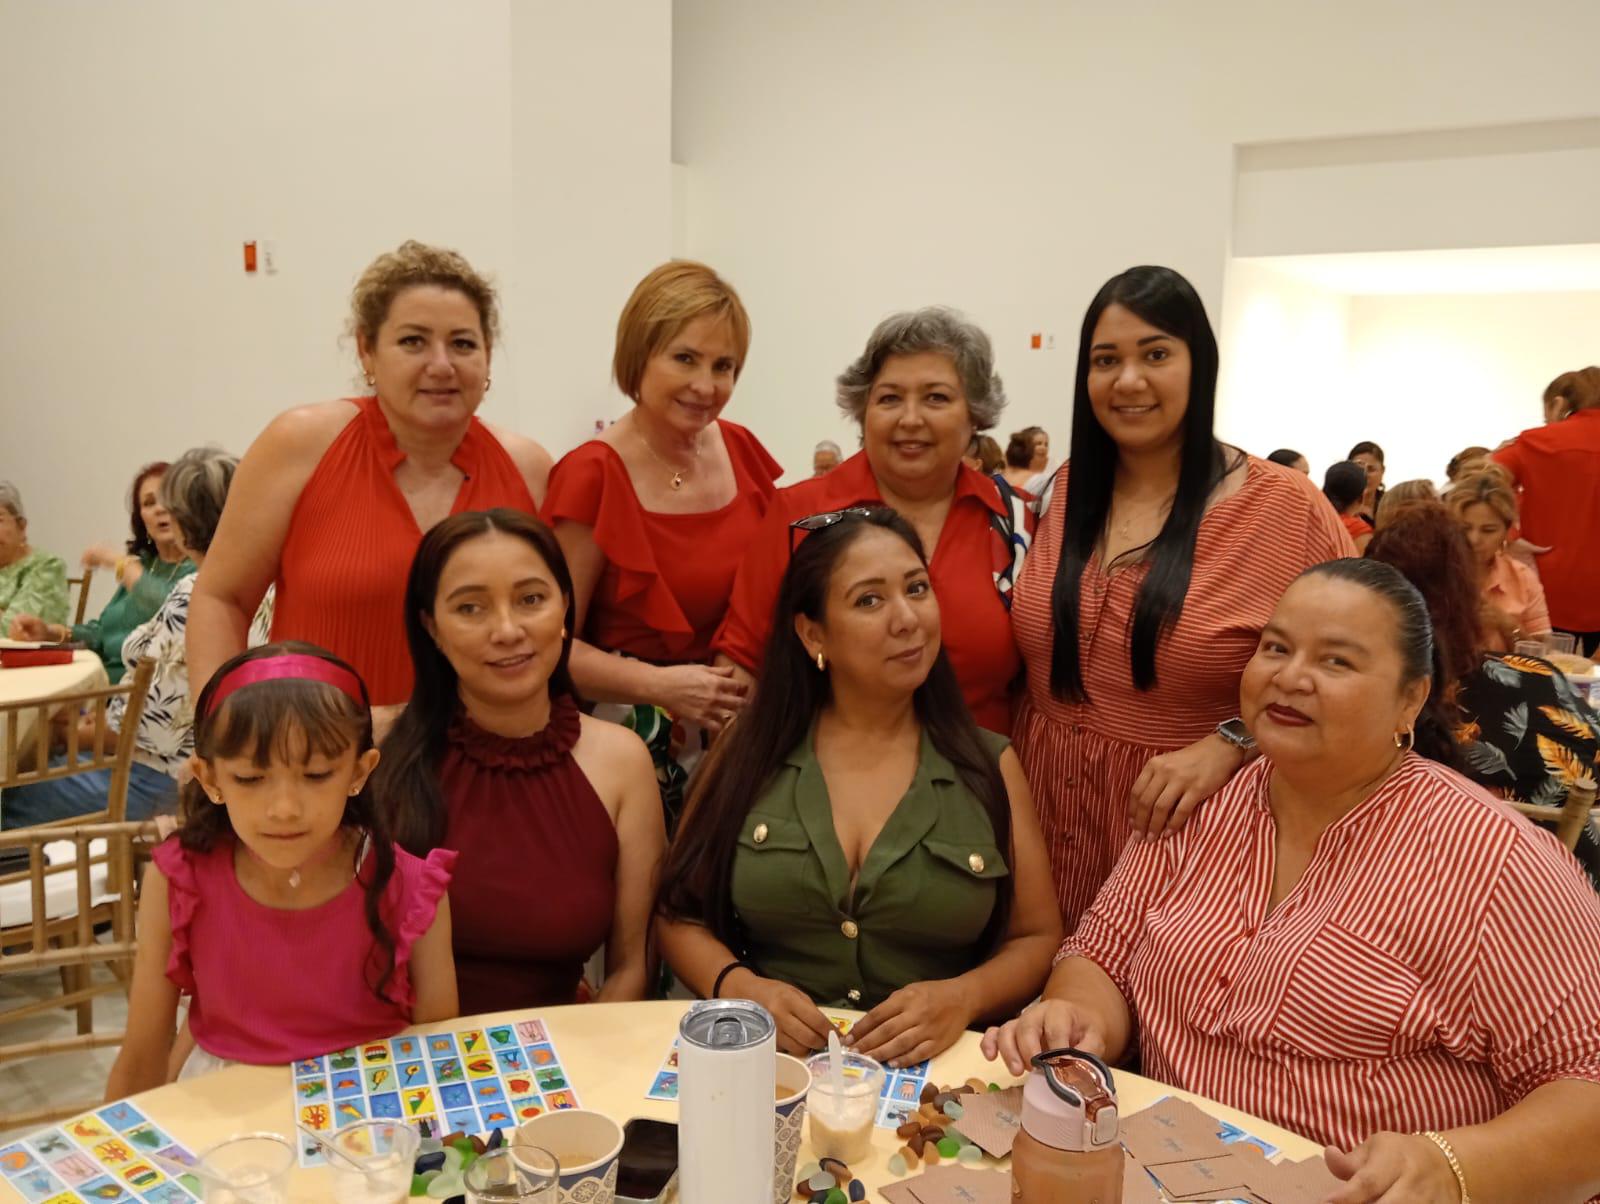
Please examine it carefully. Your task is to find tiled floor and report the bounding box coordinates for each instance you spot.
[0,957,127,1141]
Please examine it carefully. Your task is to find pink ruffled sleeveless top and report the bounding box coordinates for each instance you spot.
[153,835,455,1063]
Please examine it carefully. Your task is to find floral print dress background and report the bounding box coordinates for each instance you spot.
[0,1100,202,1203]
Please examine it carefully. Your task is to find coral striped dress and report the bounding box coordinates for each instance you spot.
[1064,754,1600,1149]
[1011,456,1353,928]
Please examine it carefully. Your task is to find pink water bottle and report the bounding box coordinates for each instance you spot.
[1010,1048,1123,1203]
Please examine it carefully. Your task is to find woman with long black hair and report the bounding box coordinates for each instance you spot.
[1011,266,1352,928]
[658,509,1060,1063]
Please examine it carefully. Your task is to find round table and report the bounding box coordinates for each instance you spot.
[0,1001,1317,1202]
[0,649,108,780]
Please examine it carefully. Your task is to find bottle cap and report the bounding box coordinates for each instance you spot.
[1018,1047,1119,1152]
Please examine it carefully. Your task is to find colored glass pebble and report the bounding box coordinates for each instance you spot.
[796,1162,820,1181]
[808,1171,835,1191]
[415,1151,446,1175]
[943,1100,965,1120]
[849,1181,866,1201]
[441,1147,463,1174]
[937,1137,960,1158]
[410,1172,432,1196]
[426,1171,464,1198]
[485,1128,504,1151]
[825,1190,847,1204]
[958,1144,984,1165]
[887,1153,908,1176]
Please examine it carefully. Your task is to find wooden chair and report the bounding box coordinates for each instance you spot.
[0,819,159,1128]
[65,569,93,628]
[1,658,154,821]
[1512,776,1599,853]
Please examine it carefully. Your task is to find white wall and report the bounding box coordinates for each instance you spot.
[0,0,671,609]
[1343,290,1600,483]
[672,0,1600,480]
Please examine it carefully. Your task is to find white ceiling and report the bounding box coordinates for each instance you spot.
[1238,244,1600,296]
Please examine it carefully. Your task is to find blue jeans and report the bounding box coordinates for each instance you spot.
[0,758,178,830]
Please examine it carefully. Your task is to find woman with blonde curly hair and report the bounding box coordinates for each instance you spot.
[188,241,551,709]
[1447,470,1552,653]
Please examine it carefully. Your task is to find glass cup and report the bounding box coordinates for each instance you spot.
[327,1120,419,1203]
[1544,632,1577,657]
[804,1050,884,1164]
[1514,638,1547,659]
[195,1132,295,1204]
[465,1147,559,1202]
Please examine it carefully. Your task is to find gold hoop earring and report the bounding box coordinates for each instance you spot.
[1395,727,1415,752]
[816,651,826,672]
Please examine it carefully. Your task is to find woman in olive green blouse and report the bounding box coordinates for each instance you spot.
[657,509,1061,1065]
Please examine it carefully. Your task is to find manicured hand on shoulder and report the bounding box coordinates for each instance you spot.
[1323,1133,1462,1203]
[1127,733,1245,839]
[847,979,972,1069]
[656,663,748,735]
[980,999,1112,1078]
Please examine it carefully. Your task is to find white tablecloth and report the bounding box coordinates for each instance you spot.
[0,649,109,780]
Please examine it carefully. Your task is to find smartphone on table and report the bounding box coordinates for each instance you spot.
[615,1117,678,1203]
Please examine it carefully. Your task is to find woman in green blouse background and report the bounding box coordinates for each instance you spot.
[9,460,193,681]
[656,508,1061,1065]
[0,481,68,632]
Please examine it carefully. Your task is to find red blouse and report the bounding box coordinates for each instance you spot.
[437,695,618,1013]
[543,421,781,663]
[272,397,536,704]
[1493,408,1600,631]
[713,451,1026,736]
[1065,755,1600,1150]
[1339,512,1373,542]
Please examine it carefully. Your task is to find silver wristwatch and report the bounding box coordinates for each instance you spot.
[1215,717,1257,754]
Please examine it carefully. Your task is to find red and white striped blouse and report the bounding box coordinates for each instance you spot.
[1064,754,1600,1149]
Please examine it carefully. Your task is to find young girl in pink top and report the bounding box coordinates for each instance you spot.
[108,643,458,1097]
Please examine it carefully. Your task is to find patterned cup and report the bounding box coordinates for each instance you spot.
[773,1053,812,1204]
[514,1111,623,1204]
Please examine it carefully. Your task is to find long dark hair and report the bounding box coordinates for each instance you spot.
[1050,266,1232,701]
[126,460,171,559]
[1295,559,1463,769]
[377,509,577,855]
[179,642,402,1002]
[655,509,1015,957]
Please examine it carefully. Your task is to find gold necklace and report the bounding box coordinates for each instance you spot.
[636,423,702,490]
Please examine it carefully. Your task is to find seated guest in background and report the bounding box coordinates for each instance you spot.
[1347,439,1386,523]
[378,510,664,1013]
[1372,477,1437,529]
[717,307,1027,736]
[11,461,193,683]
[1323,460,1373,552]
[3,448,246,828]
[1264,447,1309,474]
[0,481,67,632]
[1493,367,1600,656]
[544,261,780,826]
[985,559,1600,1204]
[1367,500,1598,883]
[1013,265,1354,933]
[1446,444,1491,483]
[1446,470,1551,653]
[1000,426,1045,493]
[812,440,842,476]
[963,434,1005,476]
[659,510,1061,1063]
[187,241,550,713]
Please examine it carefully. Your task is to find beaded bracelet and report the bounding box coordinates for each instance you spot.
[711,960,755,999]
[1420,1131,1471,1203]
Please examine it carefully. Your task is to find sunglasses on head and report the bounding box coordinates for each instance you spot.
[788,506,879,552]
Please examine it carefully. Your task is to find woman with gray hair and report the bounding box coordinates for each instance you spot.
[715,307,1030,734]
[0,482,68,633]
[2,447,266,828]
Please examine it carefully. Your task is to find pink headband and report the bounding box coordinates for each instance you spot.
[205,654,368,719]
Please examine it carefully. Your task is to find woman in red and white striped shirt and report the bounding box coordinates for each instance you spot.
[986,559,1600,1203]
[1012,266,1352,931]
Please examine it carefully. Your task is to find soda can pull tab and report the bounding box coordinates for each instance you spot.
[1032,1047,1119,1146]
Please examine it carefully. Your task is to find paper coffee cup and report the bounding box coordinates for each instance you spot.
[515,1110,623,1204]
[773,1053,812,1204]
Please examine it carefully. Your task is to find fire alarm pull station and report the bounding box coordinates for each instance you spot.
[243,241,258,273]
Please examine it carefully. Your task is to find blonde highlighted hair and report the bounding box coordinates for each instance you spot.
[1446,469,1519,528]
[349,240,500,353]
[612,261,751,401]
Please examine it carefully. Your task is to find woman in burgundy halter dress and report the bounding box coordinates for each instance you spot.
[375,510,665,1012]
